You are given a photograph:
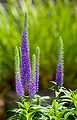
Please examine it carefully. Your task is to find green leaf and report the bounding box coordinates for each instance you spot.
[50,81,57,85]
[64,112,74,120]
[9,108,23,113]
[7,115,18,120]
[41,96,50,100]
[56,102,66,110]
[16,101,24,108]
[73,110,77,116]
[61,99,72,102]
[52,116,58,120]
[28,111,36,119]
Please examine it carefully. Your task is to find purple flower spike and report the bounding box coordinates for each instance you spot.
[56,37,63,87]
[16,73,24,99]
[21,13,31,93]
[29,54,36,98]
[15,46,24,99]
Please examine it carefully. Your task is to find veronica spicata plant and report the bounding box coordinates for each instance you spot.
[9,32,77,120]
[15,12,40,99]
[9,10,77,120]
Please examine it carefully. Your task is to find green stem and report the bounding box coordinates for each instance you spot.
[27,115,32,120]
[37,96,41,105]
[27,115,28,120]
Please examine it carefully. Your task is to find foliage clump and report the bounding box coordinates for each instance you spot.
[8,12,77,120]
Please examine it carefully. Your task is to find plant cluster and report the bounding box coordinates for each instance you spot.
[8,13,77,120]
[15,13,40,99]
[0,0,77,93]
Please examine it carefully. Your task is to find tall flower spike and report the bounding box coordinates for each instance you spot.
[15,46,24,99]
[29,54,36,98]
[36,47,40,92]
[56,37,64,87]
[21,12,31,93]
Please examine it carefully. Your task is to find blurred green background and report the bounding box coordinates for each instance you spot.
[0,0,77,97]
